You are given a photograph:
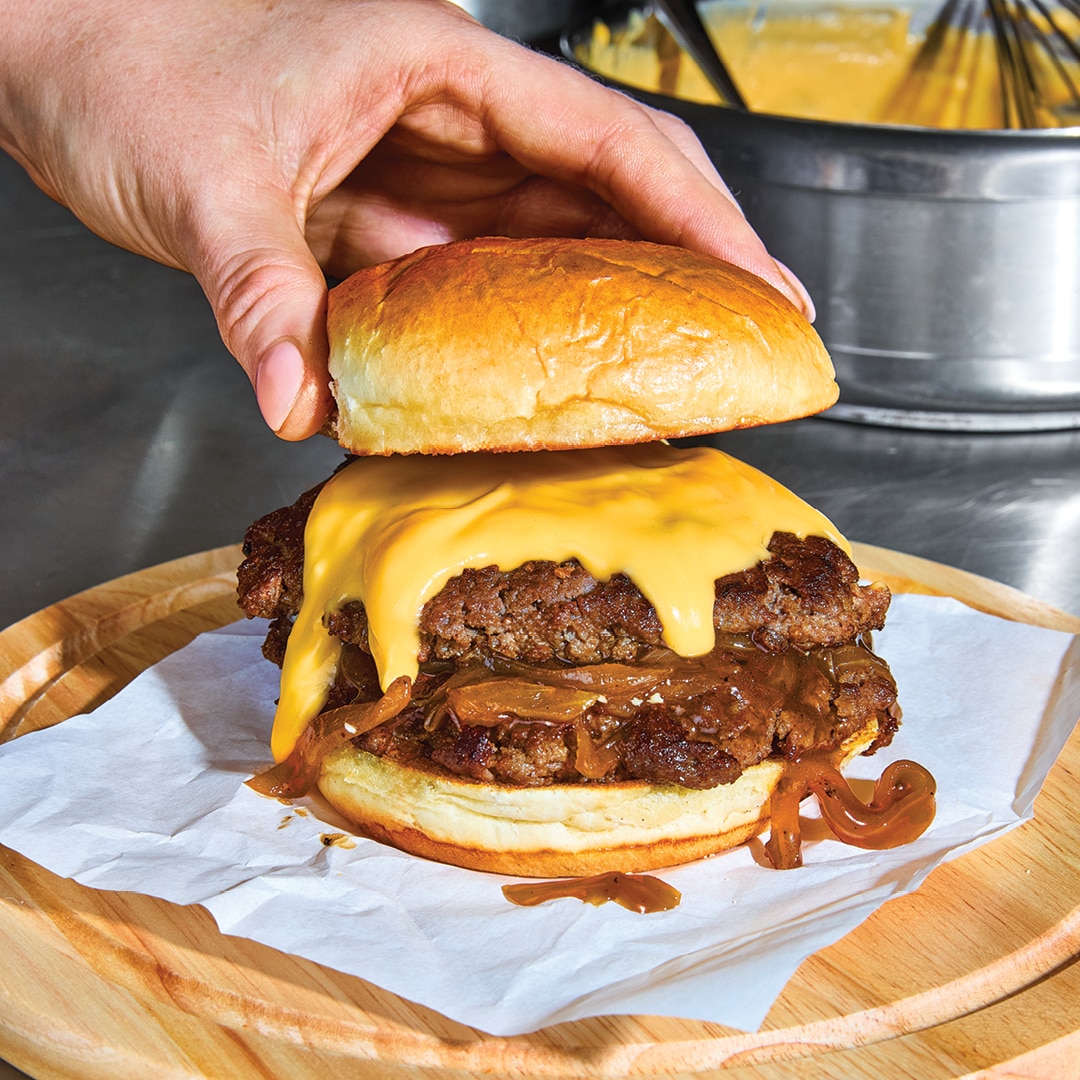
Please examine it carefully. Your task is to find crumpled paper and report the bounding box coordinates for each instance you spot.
[0,594,1076,1036]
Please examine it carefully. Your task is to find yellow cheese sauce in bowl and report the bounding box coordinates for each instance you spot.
[575,1,1080,129]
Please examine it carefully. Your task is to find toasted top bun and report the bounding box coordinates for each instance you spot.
[326,237,836,456]
[316,719,879,878]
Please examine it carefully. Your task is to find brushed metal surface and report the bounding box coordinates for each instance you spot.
[565,10,1080,426]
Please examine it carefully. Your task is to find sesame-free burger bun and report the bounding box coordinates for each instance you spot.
[316,719,880,877]
[326,237,837,456]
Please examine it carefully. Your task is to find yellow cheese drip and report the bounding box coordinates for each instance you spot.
[270,444,848,761]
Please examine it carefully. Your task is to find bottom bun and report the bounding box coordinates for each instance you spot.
[317,721,880,877]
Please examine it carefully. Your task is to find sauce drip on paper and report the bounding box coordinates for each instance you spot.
[503,872,681,913]
[766,756,937,870]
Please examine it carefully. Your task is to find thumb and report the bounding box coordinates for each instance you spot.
[195,208,333,441]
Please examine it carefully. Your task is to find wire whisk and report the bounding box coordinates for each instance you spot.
[881,0,1080,128]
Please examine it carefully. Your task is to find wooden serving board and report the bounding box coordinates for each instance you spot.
[0,544,1078,1080]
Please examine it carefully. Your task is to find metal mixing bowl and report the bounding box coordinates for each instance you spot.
[564,4,1080,430]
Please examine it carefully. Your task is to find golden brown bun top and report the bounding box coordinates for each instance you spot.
[326,237,836,455]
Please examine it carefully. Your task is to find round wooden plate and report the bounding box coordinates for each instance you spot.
[0,544,1078,1080]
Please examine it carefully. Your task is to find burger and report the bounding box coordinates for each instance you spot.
[238,236,925,879]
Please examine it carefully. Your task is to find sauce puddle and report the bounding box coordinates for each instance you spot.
[503,871,681,913]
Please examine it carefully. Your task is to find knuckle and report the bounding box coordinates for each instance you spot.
[208,249,310,357]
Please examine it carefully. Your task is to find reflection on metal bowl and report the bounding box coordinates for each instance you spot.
[564,5,1080,430]
[449,0,592,41]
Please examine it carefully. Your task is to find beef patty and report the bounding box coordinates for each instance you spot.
[238,472,900,790]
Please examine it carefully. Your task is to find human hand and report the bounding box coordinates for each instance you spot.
[0,0,812,439]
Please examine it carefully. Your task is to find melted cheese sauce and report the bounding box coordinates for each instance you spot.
[270,444,847,761]
[579,2,1080,129]
[581,4,920,124]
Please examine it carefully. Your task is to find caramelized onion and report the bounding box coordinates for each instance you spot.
[503,871,681,913]
[448,678,601,725]
[765,754,936,870]
[419,664,490,730]
[480,647,762,717]
[422,640,882,731]
[247,676,412,799]
[487,654,670,692]
[765,772,807,870]
[572,718,620,779]
[814,642,894,685]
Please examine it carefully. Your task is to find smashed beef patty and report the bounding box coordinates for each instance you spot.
[237,475,892,667]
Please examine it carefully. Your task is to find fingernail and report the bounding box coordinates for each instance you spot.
[256,340,305,432]
[774,260,816,322]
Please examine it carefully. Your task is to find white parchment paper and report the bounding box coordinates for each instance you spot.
[0,594,1077,1035]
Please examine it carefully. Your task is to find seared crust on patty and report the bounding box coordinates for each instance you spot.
[237,470,891,668]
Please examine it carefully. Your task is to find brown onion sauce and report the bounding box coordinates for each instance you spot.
[246,641,935,905]
[264,634,898,794]
[500,754,936,911]
[434,635,886,737]
[764,754,937,870]
[502,872,681,913]
[246,675,413,799]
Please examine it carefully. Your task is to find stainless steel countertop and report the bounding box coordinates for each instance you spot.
[1,139,1079,1079]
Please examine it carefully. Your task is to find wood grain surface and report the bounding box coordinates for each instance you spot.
[0,543,1078,1080]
